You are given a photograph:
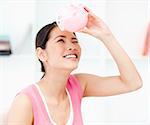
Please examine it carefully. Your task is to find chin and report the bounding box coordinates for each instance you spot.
[64,64,78,70]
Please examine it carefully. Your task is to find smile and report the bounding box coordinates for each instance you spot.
[63,54,78,59]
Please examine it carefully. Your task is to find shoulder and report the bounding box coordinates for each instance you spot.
[73,73,103,83]
[11,93,32,109]
[7,93,33,124]
[70,74,86,87]
[72,73,90,95]
[73,73,103,95]
[73,73,93,84]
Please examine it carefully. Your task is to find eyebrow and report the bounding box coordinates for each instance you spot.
[54,35,77,40]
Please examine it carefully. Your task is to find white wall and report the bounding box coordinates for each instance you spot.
[105,0,148,58]
[0,0,36,55]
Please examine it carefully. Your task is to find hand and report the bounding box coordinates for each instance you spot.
[80,7,113,41]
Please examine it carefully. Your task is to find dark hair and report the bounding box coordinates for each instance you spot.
[35,22,57,73]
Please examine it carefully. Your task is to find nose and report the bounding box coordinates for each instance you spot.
[66,42,76,51]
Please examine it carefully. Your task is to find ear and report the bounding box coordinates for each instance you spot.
[36,47,48,62]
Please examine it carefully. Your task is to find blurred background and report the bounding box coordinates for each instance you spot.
[0,0,149,124]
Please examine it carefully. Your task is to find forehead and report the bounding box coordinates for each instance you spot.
[49,27,76,40]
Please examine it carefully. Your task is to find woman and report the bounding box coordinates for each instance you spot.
[7,7,142,125]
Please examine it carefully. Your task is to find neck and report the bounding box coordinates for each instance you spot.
[38,68,72,104]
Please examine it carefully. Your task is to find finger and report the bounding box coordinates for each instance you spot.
[78,27,91,34]
[78,27,87,33]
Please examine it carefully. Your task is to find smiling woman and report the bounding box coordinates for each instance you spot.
[35,22,81,79]
[7,7,142,125]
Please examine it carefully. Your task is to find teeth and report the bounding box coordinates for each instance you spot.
[64,54,77,58]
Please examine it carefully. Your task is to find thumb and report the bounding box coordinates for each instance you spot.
[78,27,90,34]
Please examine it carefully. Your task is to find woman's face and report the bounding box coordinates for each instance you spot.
[44,27,81,71]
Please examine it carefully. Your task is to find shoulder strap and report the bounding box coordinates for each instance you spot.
[17,84,51,125]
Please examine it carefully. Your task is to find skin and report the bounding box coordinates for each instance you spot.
[7,7,142,125]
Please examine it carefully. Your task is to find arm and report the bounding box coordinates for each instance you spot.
[75,7,143,97]
[7,94,33,125]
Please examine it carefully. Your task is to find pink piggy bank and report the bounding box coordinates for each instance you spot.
[56,4,88,32]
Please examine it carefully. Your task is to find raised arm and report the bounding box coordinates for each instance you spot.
[75,7,143,97]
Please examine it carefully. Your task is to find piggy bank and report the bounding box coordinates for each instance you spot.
[56,4,88,32]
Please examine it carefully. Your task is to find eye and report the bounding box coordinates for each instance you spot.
[57,39,65,43]
[72,40,79,43]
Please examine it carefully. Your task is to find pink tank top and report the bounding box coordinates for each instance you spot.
[18,75,83,125]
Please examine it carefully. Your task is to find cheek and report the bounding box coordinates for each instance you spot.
[79,46,81,52]
[47,46,64,60]
[77,45,81,54]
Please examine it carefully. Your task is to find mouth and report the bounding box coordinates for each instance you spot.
[63,54,78,59]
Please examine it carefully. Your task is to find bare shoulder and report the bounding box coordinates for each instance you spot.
[7,94,33,125]
[74,73,88,81]
[73,73,98,83]
[73,73,93,95]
